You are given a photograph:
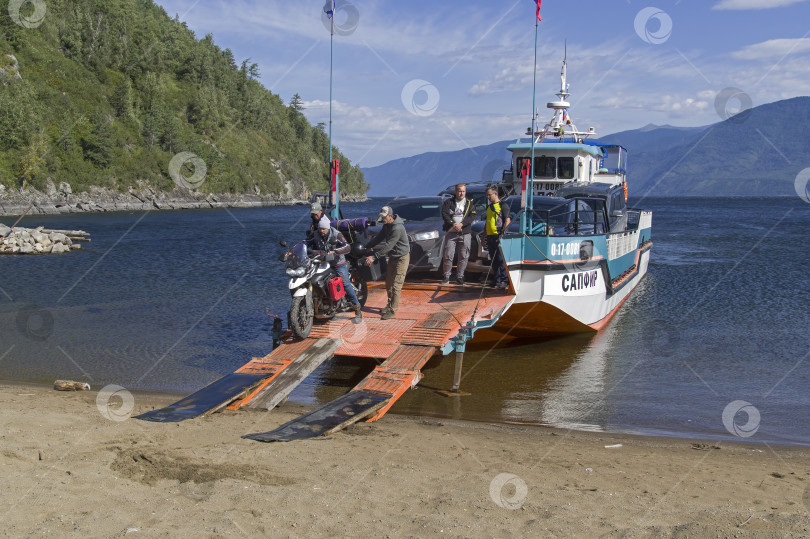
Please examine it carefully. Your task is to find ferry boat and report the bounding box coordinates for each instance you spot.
[474,54,653,340]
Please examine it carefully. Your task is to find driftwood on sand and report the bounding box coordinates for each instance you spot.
[53,380,91,391]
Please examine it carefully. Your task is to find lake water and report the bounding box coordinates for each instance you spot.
[1,197,809,445]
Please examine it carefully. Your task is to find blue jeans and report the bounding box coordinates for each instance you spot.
[335,263,359,305]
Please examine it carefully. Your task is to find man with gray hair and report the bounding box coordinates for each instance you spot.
[440,183,476,285]
[364,206,410,320]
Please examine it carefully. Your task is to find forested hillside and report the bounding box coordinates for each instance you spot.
[0,0,366,197]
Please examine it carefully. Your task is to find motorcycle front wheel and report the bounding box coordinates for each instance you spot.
[290,295,313,339]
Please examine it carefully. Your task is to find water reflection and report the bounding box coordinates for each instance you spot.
[288,325,621,431]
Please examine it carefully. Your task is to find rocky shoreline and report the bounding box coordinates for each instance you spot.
[0,181,368,217]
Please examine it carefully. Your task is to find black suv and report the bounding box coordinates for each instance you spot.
[437,181,516,217]
[366,196,449,272]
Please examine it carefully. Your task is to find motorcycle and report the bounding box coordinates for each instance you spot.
[283,241,368,339]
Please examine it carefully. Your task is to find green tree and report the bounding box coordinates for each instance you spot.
[110,75,134,119]
[0,7,24,51]
[55,113,76,153]
[142,112,159,150]
[0,79,38,150]
[160,111,182,153]
[81,108,113,167]
[289,93,304,112]
[16,130,49,190]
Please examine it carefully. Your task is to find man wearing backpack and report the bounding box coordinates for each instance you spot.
[485,187,511,290]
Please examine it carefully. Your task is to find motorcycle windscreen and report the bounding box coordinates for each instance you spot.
[289,242,308,268]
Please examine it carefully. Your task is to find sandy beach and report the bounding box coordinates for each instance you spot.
[2,382,809,537]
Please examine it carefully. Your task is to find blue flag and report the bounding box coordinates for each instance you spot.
[323,0,334,19]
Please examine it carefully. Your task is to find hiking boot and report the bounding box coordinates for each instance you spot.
[496,281,508,290]
[381,310,395,320]
[456,278,465,286]
[380,306,392,315]
[440,277,450,285]
[352,303,362,324]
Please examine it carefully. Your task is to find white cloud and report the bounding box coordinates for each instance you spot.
[731,38,810,59]
[175,0,523,62]
[301,99,524,166]
[712,0,809,9]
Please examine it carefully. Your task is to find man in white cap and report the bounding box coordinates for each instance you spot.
[307,215,362,323]
[364,206,409,320]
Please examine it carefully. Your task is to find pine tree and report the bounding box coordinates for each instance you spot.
[289,93,305,112]
[111,76,134,119]
[82,108,113,167]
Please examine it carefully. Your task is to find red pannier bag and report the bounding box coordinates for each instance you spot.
[327,276,345,301]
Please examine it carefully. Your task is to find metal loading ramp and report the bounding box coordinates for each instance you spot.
[243,345,436,442]
[137,281,514,438]
[135,338,342,422]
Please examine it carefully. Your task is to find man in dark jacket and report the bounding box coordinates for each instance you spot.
[364,205,410,320]
[307,215,362,322]
[440,183,476,285]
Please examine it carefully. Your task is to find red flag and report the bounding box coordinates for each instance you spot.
[536,0,542,21]
[521,160,530,209]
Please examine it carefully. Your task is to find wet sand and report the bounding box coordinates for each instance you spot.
[2,382,810,537]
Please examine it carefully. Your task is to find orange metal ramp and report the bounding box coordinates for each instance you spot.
[136,338,339,422]
[243,344,436,442]
[139,279,513,429]
[227,338,342,411]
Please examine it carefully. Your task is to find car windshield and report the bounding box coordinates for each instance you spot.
[469,192,489,215]
[390,201,442,222]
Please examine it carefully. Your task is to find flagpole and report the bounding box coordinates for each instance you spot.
[328,1,339,219]
[526,8,540,234]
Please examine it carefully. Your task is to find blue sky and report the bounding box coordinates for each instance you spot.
[153,0,810,167]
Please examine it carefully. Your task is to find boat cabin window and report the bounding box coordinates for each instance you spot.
[504,196,606,235]
[610,189,626,213]
[557,157,575,180]
[600,145,628,174]
[517,156,557,179]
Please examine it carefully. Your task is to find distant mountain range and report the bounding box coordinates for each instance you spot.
[362,96,810,197]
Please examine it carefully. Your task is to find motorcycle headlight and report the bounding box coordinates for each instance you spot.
[286,267,305,277]
[412,230,439,242]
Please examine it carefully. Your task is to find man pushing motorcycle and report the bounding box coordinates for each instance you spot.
[307,215,363,323]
